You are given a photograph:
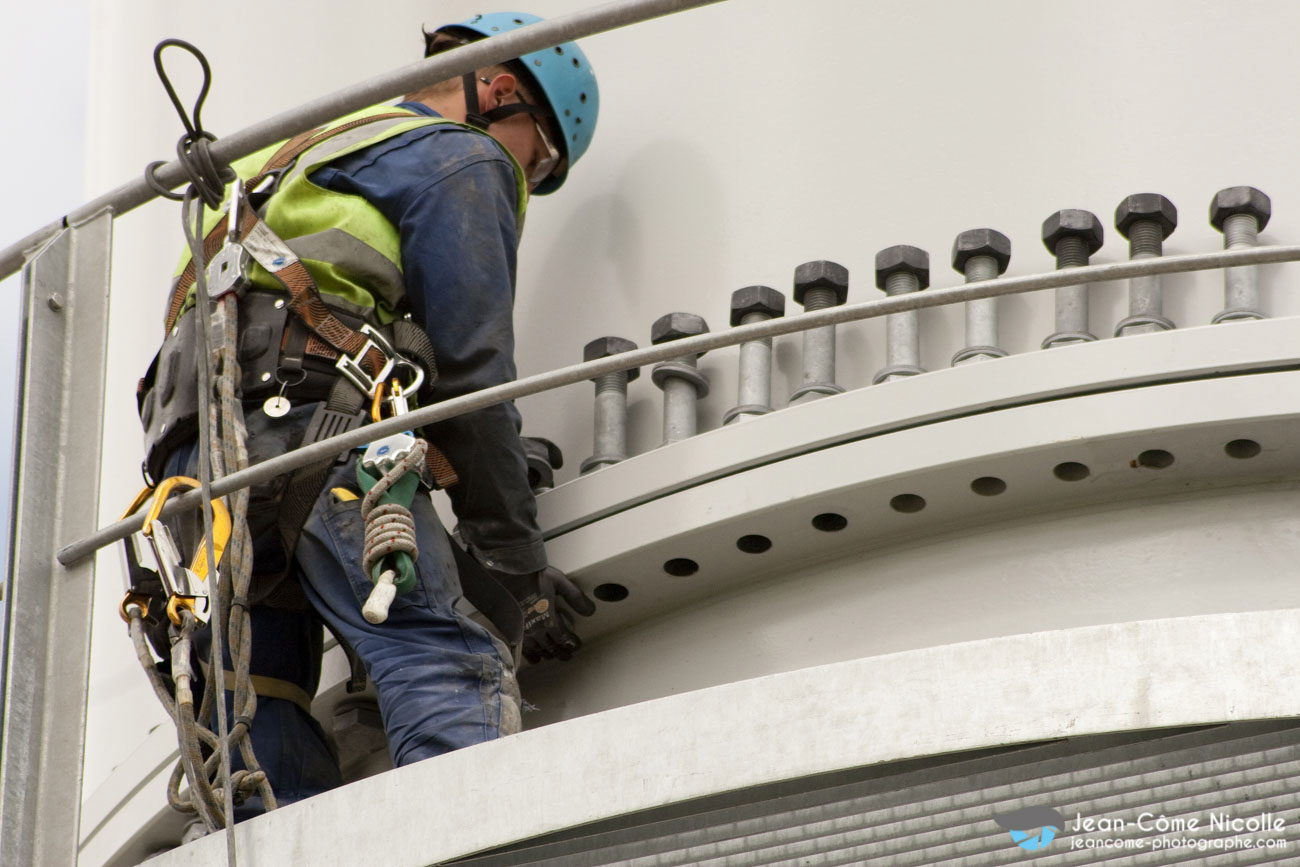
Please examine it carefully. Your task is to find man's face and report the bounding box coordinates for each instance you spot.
[479,75,562,193]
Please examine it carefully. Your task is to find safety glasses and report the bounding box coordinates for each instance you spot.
[528,117,560,187]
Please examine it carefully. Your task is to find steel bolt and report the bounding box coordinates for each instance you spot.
[521,436,563,493]
[724,286,785,424]
[950,229,1011,365]
[1113,193,1177,336]
[580,336,640,473]
[47,293,64,312]
[1041,209,1103,348]
[789,260,849,403]
[1210,186,1271,324]
[650,313,710,444]
[872,245,929,383]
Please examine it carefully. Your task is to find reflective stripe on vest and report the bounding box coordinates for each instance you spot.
[168,104,529,326]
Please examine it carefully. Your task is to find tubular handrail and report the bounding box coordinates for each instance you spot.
[0,0,726,281]
[55,243,1300,566]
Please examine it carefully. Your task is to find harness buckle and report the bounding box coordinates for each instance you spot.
[336,324,397,398]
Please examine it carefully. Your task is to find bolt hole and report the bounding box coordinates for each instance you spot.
[890,494,926,514]
[970,476,1007,496]
[1137,449,1175,469]
[736,534,772,554]
[1225,439,1261,459]
[663,558,698,577]
[812,512,848,532]
[593,583,628,602]
[1053,461,1090,481]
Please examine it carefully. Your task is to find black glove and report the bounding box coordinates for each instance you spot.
[494,565,596,663]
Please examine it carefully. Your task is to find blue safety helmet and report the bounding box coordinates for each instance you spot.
[426,12,599,195]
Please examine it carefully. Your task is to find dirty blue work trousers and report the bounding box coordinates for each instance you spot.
[166,402,515,816]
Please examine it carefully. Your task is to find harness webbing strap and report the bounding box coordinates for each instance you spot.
[196,656,316,717]
[229,207,391,382]
[426,443,459,488]
[163,111,416,335]
[165,224,227,334]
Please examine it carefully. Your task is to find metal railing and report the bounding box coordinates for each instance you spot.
[54,242,1300,566]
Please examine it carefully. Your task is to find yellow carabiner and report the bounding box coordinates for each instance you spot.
[139,476,232,581]
[370,379,388,423]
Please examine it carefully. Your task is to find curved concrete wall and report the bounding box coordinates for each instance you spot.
[69,0,1300,856]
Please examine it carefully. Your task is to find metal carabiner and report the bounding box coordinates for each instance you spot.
[118,484,162,625]
[118,476,232,626]
[385,361,425,419]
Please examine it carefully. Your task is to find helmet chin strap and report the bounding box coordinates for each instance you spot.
[461,72,543,130]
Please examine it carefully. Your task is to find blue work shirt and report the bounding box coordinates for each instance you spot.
[310,102,546,576]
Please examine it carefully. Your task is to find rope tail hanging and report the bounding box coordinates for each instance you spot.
[129,38,275,848]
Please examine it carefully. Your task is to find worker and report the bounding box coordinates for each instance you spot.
[138,11,599,820]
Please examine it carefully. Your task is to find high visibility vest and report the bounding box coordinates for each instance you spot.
[170,104,529,325]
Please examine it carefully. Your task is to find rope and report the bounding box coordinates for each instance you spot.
[360,439,426,624]
[126,39,274,860]
[143,40,233,210]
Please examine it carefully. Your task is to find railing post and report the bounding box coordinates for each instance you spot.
[0,211,112,867]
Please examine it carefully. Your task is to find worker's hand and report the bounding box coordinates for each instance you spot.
[494,565,596,663]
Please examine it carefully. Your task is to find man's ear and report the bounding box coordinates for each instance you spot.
[486,72,520,107]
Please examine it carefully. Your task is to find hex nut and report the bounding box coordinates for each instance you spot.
[521,436,563,470]
[1210,186,1271,232]
[793,260,849,306]
[1115,193,1177,239]
[730,285,785,326]
[583,335,640,382]
[875,245,930,290]
[1042,209,1104,255]
[651,312,710,355]
[951,228,1012,274]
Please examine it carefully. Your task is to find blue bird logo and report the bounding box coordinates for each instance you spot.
[993,806,1066,851]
